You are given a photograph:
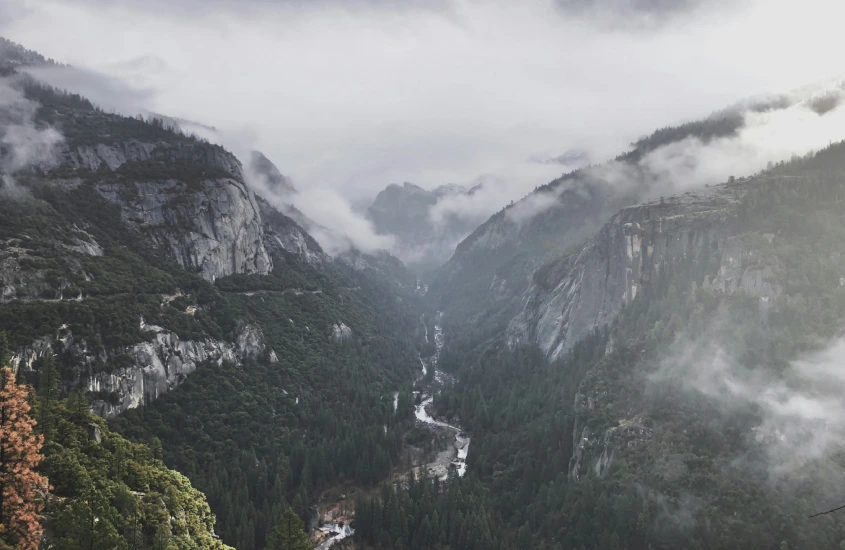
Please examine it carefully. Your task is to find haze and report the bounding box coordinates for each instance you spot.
[3,0,843,203]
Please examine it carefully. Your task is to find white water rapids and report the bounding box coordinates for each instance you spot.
[317,523,354,550]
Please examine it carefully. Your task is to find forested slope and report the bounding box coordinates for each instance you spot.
[0,38,427,549]
[361,143,845,549]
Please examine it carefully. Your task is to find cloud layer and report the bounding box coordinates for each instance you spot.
[654,319,845,479]
[0,77,63,196]
[5,0,845,198]
[3,0,845,256]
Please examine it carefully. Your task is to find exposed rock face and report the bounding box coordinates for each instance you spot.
[236,322,267,359]
[0,229,103,303]
[257,197,326,264]
[508,184,781,361]
[569,418,653,481]
[62,141,245,180]
[12,322,270,418]
[41,138,274,282]
[331,322,352,343]
[88,423,102,443]
[96,177,272,281]
[430,176,630,339]
[249,150,297,196]
[64,141,156,172]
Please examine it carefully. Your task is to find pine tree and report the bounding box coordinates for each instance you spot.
[36,354,59,443]
[0,366,47,550]
[266,507,314,550]
[0,333,9,369]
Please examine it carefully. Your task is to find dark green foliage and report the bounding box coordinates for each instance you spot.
[356,471,513,550]
[0,331,9,367]
[109,252,424,550]
[417,147,845,549]
[266,507,313,550]
[38,394,232,549]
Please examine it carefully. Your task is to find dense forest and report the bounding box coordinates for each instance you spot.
[355,145,845,549]
[0,60,425,549]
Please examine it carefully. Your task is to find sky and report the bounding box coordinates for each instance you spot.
[3,0,845,206]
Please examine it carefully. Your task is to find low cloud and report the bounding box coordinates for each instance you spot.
[293,187,395,256]
[26,63,157,115]
[429,162,566,232]
[555,0,740,28]
[653,320,845,479]
[0,76,63,196]
[503,79,845,226]
[247,162,393,256]
[5,0,845,261]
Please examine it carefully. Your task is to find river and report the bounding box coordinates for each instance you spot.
[317,524,354,550]
[313,313,467,547]
[413,312,470,480]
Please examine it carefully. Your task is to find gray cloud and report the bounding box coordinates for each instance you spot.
[41,0,458,19]
[26,64,156,115]
[0,77,63,196]
[502,79,845,226]
[652,316,845,479]
[555,0,735,24]
[248,167,394,256]
[0,4,31,28]
[3,0,845,258]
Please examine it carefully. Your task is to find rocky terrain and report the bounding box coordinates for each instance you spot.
[508,179,782,361]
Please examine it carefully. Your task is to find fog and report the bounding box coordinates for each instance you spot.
[504,81,845,225]
[654,319,845,479]
[3,0,845,255]
[0,77,63,196]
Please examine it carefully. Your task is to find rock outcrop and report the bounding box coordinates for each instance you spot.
[331,322,353,343]
[258,197,326,264]
[507,183,781,361]
[63,140,245,180]
[96,177,272,281]
[12,321,271,418]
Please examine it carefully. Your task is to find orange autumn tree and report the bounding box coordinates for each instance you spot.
[0,366,47,550]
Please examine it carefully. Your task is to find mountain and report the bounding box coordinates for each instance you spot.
[361,140,845,549]
[249,150,297,197]
[366,181,482,272]
[354,80,845,549]
[427,88,828,349]
[0,38,425,550]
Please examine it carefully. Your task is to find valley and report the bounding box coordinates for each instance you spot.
[3,18,845,549]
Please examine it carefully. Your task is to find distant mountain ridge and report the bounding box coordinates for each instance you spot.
[366,180,482,272]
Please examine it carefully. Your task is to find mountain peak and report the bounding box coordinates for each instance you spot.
[249,150,297,196]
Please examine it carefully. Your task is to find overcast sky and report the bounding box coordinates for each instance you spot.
[2,0,844,202]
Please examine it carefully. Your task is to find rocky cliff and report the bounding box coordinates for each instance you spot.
[258,196,326,264]
[51,139,274,282]
[11,320,270,417]
[507,181,783,360]
[95,176,272,281]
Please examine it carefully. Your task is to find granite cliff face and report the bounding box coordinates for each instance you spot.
[51,139,274,282]
[0,64,333,417]
[507,182,783,361]
[96,176,272,281]
[429,175,633,341]
[258,197,326,264]
[11,321,269,417]
[63,140,246,176]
